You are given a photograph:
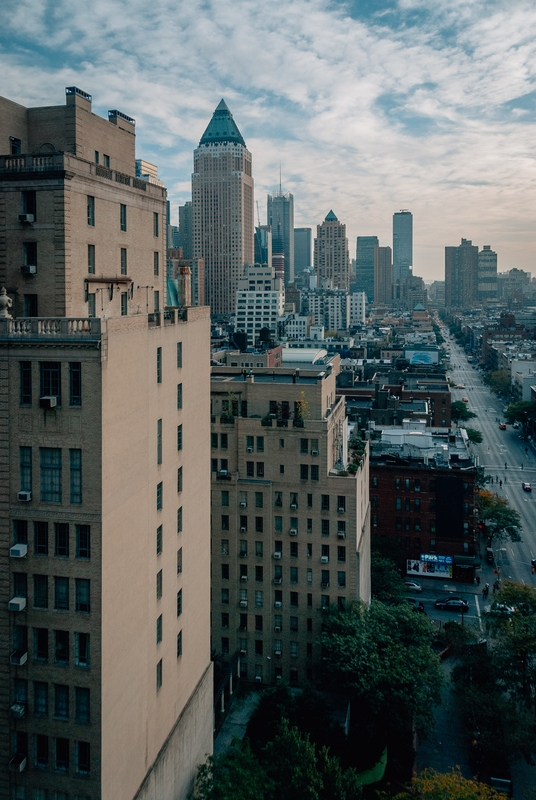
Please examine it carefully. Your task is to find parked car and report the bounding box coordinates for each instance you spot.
[406,597,426,613]
[522,482,532,492]
[485,547,495,564]
[483,603,515,617]
[499,423,506,430]
[462,397,469,403]
[404,580,422,593]
[434,597,469,612]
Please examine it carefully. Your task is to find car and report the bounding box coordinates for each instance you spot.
[404,579,422,593]
[499,423,507,430]
[483,603,515,617]
[522,482,532,492]
[512,422,520,429]
[462,397,469,403]
[454,384,465,389]
[434,596,469,612]
[406,597,426,613]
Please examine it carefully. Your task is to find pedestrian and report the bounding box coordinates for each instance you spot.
[476,575,481,586]
[505,462,508,469]
[505,475,507,483]
[496,475,499,482]
[499,480,502,488]
[521,463,524,470]
[525,448,528,455]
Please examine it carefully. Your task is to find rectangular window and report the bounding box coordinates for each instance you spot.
[246,461,254,477]
[87,196,95,226]
[13,519,28,545]
[35,734,49,769]
[156,614,162,645]
[154,251,159,276]
[87,244,95,274]
[177,467,183,493]
[255,565,263,581]
[156,525,163,555]
[76,525,91,559]
[121,291,128,316]
[54,684,69,719]
[256,462,264,478]
[177,630,183,658]
[255,541,263,557]
[176,342,182,368]
[75,632,90,667]
[290,592,298,607]
[290,566,298,583]
[177,588,182,617]
[88,293,96,316]
[321,495,330,511]
[19,361,32,406]
[177,506,183,533]
[311,465,319,481]
[154,290,160,312]
[75,579,90,613]
[338,571,346,588]
[256,436,264,452]
[54,523,69,557]
[177,424,183,451]
[156,347,162,383]
[220,433,228,449]
[69,362,82,407]
[40,362,61,404]
[221,515,229,531]
[157,481,163,510]
[54,630,69,664]
[55,737,69,771]
[75,740,91,775]
[321,519,330,537]
[20,446,32,492]
[156,659,163,690]
[10,136,21,154]
[153,212,159,237]
[94,150,99,163]
[156,419,162,464]
[33,574,48,608]
[176,383,183,409]
[300,438,308,454]
[34,628,48,662]
[70,449,82,504]
[255,590,263,607]
[75,687,90,723]
[255,492,263,508]
[120,247,127,275]
[156,570,163,600]
[22,189,36,217]
[40,448,62,502]
[23,294,38,316]
[34,521,48,555]
[13,572,27,598]
[120,203,127,231]
[103,153,110,168]
[300,464,309,480]
[221,588,229,604]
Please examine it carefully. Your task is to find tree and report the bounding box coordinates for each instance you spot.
[371,553,406,603]
[451,401,477,424]
[483,369,510,395]
[504,400,536,432]
[190,740,271,800]
[463,427,483,444]
[386,768,506,799]
[476,490,522,544]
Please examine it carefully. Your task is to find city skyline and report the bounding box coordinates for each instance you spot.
[1,0,536,280]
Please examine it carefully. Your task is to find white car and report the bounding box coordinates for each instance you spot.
[404,580,422,593]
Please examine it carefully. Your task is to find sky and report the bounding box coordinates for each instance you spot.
[1,0,536,280]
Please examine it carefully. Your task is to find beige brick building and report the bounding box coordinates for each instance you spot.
[313,211,350,292]
[0,88,212,800]
[210,361,370,685]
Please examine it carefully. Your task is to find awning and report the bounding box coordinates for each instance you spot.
[453,555,478,566]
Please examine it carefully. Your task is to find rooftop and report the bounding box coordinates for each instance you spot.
[199,99,246,147]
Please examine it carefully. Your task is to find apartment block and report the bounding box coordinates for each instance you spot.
[235,264,285,346]
[313,211,350,291]
[210,363,371,686]
[0,88,212,800]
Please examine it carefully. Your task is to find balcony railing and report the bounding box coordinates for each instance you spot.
[0,317,101,338]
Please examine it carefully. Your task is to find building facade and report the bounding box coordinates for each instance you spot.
[293,228,312,274]
[235,265,285,346]
[392,210,412,283]
[267,191,294,285]
[0,88,213,800]
[355,236,378,303]
[374,246,392,306]
[445,238,479,308]
[192,100,254,316]
[478,245,497,302]
[178,202,193,260]
[210,365,370,685]
[313,211,350,291]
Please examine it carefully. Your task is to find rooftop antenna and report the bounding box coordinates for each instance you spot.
[256,200,261,228]
[279,162,282,195]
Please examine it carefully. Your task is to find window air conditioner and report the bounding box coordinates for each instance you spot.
[338,507,345,513]
[246,447,253,453]
[240,648,247,654]
[289,529,297,536]
[21,264,37,275]
[8,597,26,612]
[255,676,262,682]
[17,491,31,502]
[239,600,247,607]
[275,650,282,657]
[290,503,297,510]
[10,544,27,558]
[274,601,282,608]
[240,575,248,581]
[239,551,247,558]
[10,650,28,666]
[274,578,282,585]
[274,625,281,632]
[273,552,281,559]
[10,703,25,719]
[240,501,247,508]
[39,396,57,409]
[18,214,34,224]
[219,469,228,476]
[240,527,247,533]
[321,582,330,589]
[311,450,319,456]
[320,556,329,563]
[9,754,27,773]
[337,532,346,539]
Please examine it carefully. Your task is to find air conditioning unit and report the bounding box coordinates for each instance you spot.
[320,556,329,563]
[239,600,247,607]
[9,597,26,612]
[321,582,330,589]
[10,703,26,719]
[255,676,262,683]
[246,447,253,453]
[337,532,346,539]
[274,601,282,608]
[240,648,247,655]
[338,506,345,513]
[273,552,281,559]
[21,264,37,275]
[17,491,31,502]
[273,578,282,585]
[240,575,248,581]
[289,529,297,536]
[240,501,247,508]
[274,625,281,632]
[9,754,27,773]
[274,650,282,657]
[290,503,297,510]
[311,450,319,456]
[219,469,228,476]
[240,527,247,533]
[239,551,247,558]
[10,544,27,558]
[276,674,282,681]
[18,214,35,224]
[39,396,57,409]
[10,650,28,666]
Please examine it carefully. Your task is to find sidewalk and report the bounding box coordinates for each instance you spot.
[213,690,260,756]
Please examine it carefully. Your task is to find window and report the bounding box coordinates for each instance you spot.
[75,632,89,667]
[87,293,95,316]
[176,341,182,368]
[254,492,263,509]
[76,525,90,559]
[156,570,163,600]
[255,590,263,607]
[221,588,229,604]
[221,612,229,629]
[256,436,264,452]
[22,189,36,217]
[87,196,95,226]
[87,244,95,274]
[54,577,69,610]
[69,362,82,407]
[414,479,421,492]
[300,438,308,454]
[54,684,69,719]
[154,251,159,276]
[290,592,298,607]
[177,506,183,533]
[70,449,82,504]
[19,361,32,406]
[34,628,48,662]
[255,640,263,656]
[156,481,163,510]
[154,290,160,313]
[23,293,38,316]
[321,495,330,511]
[177,467,183,493]
[311,465,319,481]
[321,519,330,537]
[221,514,229,531]
[35,734,49,770]
[20,446,32,492]
[120,247,127,275]
[156,614,162,645]
[55,736,70,771]
[338,571,346,588]
[120,203,127,231]
[34,521,48,555]
[55,630,69,664]
[156,659,163,690]
[280,464,285,474]
[34,681,48,716]
[290,567,298,583]
[23,241,37,270]
[34,575,48,609]
[300,464,309,480]
[220,433,228,449]
[395,497,402,510]
[40,448,62,502]
[221,564,229,580]
[256,462,264,478]
[75,687,90,723]
[75,579,90,613]
[221,637,230,654]
[155,524,163,556]
[255,541,263,557]
[94,150,100,163]
[156,347,162,383]
[121,291,128,316]
[246,461,254,477]
[40,362,61,403]
[177,588,183,617]
[153,212,159,237]
[10,136,21,154]
[177,630,183,658]
[13,573,27,600]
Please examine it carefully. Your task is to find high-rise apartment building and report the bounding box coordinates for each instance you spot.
[0,88,212,800]
[235,265,285,346]
[355,236,378,303]
[374,246,392,306]
[445,238,479,308]
[313,211,350,291]
[210,363,370,685]
[178,201,193,260]
[478,245,498,302]
[293,228,312,274]
[192,100,254,316]
[267,191,294,285]
[393,210,413,283]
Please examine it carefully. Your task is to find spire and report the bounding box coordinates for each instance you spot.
[199,100,246,147]
[325,210,338,222]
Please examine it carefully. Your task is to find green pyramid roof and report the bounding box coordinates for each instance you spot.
[199,99,246,146]
[325,210,338,222]
[413,302,426,311]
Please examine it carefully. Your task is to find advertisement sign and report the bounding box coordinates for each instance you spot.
[404,348,439,365]
[406,553,453,579]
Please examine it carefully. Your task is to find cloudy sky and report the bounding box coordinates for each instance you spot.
[1,0,536,279]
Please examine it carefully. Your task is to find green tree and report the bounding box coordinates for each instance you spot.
[451,400,477,424]
[262,723,324,800]
[371,553,406,603]
[386,767,506,799]
[190,740,271,800]
[463,427,483,444]
[476,490,522,544]
[504,400,536,431]
[482,369,510,395]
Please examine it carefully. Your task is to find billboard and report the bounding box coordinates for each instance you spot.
[406,554,453,579]
[404,348,439,365]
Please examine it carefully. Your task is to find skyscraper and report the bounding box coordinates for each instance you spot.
[267,190,294,285]
[294,228,312,274]
[0,87,212,800]
[478,245,498,302]
[313,211,350,291]
[178,201,193,259]
[192,100,254,315]
[393,210,413,282]
[355,236,378,303]
[445,238,479,308]
[374,246,393,305]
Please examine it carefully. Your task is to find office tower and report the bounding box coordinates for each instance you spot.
[445,238,479,308]
[255,225,272,267]
[374,246,392,305]
[393,210,413,282]
[235,265,285,345]
[267,191,294,284]
[294,228,312,274]
[0,87,212,800]
[478,245,498,302]
[313,211,350,291]
[210,361,371,686]
[192,100,254,316]
[178,201,193,260]
[355,236,378,303]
